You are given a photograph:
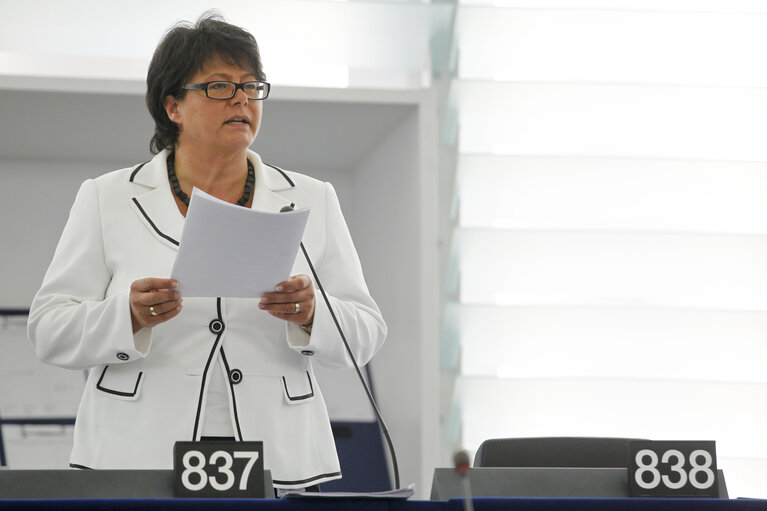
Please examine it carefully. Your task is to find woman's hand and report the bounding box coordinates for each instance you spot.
[129,278,183,333]
[260,274,315,327]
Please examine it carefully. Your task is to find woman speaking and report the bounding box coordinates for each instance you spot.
[27,13,387,491]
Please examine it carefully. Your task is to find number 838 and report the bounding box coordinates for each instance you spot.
[635,449,716,490]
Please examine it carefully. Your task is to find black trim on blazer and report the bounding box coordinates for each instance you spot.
[129,161,149,182]
[96,366,143,397]
[264,162,295,188]
[272,471,342,486]
[281,371,315,401]
[192,298,225,440]
[69,463,93,470]
[219,349,244,441]
[131,197,179,246]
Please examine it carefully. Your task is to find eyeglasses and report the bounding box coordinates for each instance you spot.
[182,81,271,100]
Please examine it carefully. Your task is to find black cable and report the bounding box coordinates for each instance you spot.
[0,309,30,315]
[0,413,5,467]
[299,242,400,490]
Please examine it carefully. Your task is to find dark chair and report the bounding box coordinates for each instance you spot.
[474,437,646,468]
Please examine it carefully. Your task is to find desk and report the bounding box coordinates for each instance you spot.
[472,499,767,511]
[1,499,767,511]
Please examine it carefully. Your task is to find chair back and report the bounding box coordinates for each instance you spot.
[473,437,646,468]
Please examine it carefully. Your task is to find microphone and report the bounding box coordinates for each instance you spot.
[280,205,400,489]
[453,450,474,511]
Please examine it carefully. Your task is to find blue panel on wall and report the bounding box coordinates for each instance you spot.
[322,421,390,492]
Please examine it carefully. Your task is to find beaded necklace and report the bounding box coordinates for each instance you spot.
[166,152,255,207]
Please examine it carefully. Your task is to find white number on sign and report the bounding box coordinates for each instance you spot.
[661,449,687,489]
[234,451,261,490]
[635,449,661,489]
[209,451,236,491]
[180,450,261,491]
[634,449,715,490]
[689,449,715,490]
[181,450,208,491]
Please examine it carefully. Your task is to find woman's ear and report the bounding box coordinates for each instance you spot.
[164,95,181,124]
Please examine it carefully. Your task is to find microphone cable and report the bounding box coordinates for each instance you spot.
[282,206,400,489]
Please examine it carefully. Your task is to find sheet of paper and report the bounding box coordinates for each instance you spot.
[280,483,416,500]
[170,188,310,298]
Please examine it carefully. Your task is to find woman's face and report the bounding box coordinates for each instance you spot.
[164,55,263,156]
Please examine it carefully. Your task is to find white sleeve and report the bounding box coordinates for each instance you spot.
[286,182,387,369]
[27,179,150,370]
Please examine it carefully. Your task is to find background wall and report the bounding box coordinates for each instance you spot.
[441,0,767,499]
[0,0,444,499]
[7,0,767,501]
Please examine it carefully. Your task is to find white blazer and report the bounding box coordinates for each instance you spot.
[27,149,387,488]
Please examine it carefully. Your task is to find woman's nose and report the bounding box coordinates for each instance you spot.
[231,86,249,104]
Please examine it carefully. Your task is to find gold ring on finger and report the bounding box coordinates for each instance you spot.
[149,306,158,317]
[295,302,300,314]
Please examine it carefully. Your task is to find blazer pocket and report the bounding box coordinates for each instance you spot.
[281,371,315,405]
[95,365,144,401]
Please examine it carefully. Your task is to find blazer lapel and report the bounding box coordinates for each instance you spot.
[129,150,185,250]
[248,152,296,214]
[247,154,312,277]
[128,150,295,250]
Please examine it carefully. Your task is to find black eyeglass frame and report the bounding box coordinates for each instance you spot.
[182,81,271,100]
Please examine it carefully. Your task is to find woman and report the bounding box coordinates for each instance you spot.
[27,13,387,490]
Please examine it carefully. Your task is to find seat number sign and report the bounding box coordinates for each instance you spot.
[173,441,265,498]
[629,440,718,498]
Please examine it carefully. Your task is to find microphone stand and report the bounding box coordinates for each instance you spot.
[454,451,474,511]
[299,241,400,490]
[281,205,400,489]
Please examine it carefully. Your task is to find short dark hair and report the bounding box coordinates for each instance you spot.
[146,12,266,154]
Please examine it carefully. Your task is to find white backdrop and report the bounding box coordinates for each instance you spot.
[448,0,767,498]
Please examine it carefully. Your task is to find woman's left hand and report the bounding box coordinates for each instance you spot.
[260,274,315,327]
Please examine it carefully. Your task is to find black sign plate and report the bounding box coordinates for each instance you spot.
[173,440,265,498]
[629,440,719,498]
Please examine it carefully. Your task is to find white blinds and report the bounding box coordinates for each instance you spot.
[459,82,767,159]
[449,1,767,497]
[460,157,767,235]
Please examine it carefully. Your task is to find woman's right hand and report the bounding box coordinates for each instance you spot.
[129,278,183,333]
